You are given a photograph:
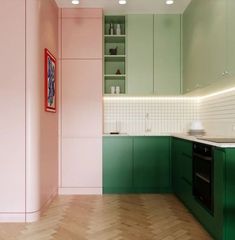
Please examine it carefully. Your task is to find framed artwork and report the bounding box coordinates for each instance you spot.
[45,48,56,113]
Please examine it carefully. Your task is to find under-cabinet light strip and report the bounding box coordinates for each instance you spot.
[103,87,235,101]
[199,87,235,100]
[103,96,198,101]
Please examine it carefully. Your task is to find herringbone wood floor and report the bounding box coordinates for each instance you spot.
[0,195,212,240]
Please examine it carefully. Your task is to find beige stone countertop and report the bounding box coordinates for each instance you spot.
[103,133,235,148]
[103,133,170,137]
[172,134,235,148]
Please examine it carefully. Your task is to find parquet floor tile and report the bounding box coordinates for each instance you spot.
[0,195,213,240]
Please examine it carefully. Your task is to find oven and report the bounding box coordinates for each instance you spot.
[193,142,214,214]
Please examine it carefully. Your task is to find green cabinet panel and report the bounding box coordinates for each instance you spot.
[172,138,181,193]
[172,138,192,195]
[224,149,235,240]
[133,137,171,192]
[213,148,224,240]
[180,151,192,185]
[154,15,181,95]
[183,0,226,93]
[179,178,194,210]
[103,136,171,193]
[103,137,133,193]
[127,15,154,95]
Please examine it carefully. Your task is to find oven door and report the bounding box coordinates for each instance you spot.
[193,151,213,214]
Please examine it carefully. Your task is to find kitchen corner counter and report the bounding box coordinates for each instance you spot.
[172,134,235,148]
[103,133,171,137]
[103,133,235,148]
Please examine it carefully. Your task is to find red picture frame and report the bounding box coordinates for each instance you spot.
[45,48,56,113]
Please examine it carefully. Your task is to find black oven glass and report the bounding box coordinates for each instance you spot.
[193,143,214,214]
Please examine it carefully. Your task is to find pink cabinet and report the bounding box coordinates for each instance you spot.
[62,59,102,137]
[62,15,102,59]
[60,9,103,194]
[62,138,102,189]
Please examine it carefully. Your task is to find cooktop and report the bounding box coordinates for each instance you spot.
[197,138,235,143]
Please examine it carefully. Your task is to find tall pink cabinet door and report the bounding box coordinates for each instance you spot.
[61,59,103,193]
[62,13,102,59]
[62,60,102,138]
[60,8,103,195]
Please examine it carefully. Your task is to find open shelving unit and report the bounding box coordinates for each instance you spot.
[104,16,126,95]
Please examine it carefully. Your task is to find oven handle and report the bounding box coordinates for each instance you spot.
[195,173,210,183]
[193,153,212,161]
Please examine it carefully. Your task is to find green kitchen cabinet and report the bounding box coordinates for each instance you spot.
[127,14,181,95]
[172,138,193,209]
[154,15,181,95]
[183,0,229,93]
[223,149,235,240]
[227,0,235,81]
[127,15,154,95]
[103,136,171,193]
[103,137,133,193]
[172,137,181,193]
[133,137,171,192]
[172,138,225,240]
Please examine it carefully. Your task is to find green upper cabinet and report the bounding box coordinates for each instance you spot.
[154,15,181,95]
[133,137,171,192]
[127,15,154,95]
[127,14,181,95]
[227,0,235,81]
[183,0,228,93]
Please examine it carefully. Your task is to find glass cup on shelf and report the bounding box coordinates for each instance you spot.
[116,86,120,94]
[111,86,115,94]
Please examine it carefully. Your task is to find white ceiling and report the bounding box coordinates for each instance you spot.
[55,0,192,14]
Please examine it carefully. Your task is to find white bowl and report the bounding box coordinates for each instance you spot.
[190,120,204,131]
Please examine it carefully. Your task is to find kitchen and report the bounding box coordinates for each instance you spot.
[0,0,235,239]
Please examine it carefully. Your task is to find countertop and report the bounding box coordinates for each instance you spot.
[103,133,235,148]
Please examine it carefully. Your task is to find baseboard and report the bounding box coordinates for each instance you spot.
[25,187,58,222]
[59,187,102,195]
[0,213,26,222]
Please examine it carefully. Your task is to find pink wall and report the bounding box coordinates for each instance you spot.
[26,0,59,221]
[0,0,26,221]
[59,9,103,194]
[0,0,58,222]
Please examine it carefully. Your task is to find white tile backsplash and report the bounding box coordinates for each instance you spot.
[104,98,199,134]
[199,90,235,137]
[104,89,235,136]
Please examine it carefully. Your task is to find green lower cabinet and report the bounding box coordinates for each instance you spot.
[133,137,171,192]
[103,136,171,193]
[224,149,235,240]
[103,137,133,193]
[172,137,192,200]
[172,138,225,240]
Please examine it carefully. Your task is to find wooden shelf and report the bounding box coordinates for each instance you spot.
[104,35,126,43]
[104,55,126,62]
[105,74,126,78]
[104,74,126,81]
[104,35,126,37]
